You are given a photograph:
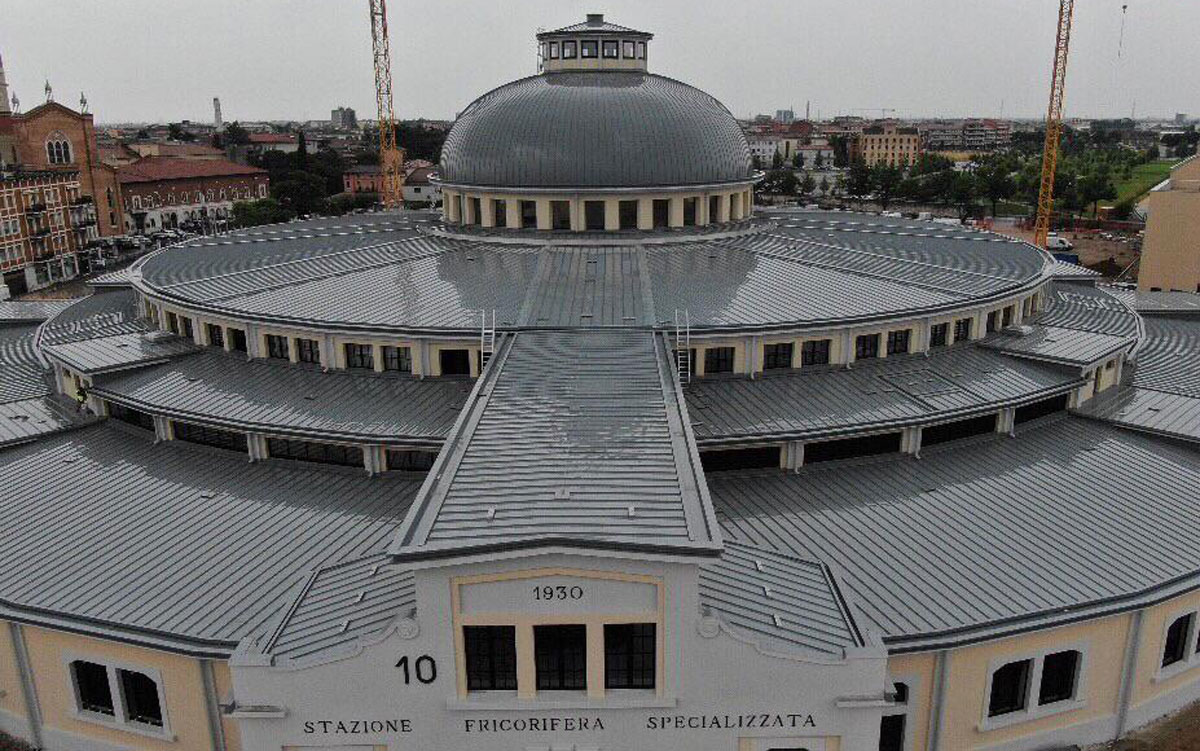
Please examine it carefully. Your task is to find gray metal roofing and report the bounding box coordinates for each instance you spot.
[87,266,136,288]
[1076,316,1200,443]
[0,425,423,651]
[698,541,863,656]
[91,350,471,445]
[391,329,721,561]
[0,397,82,448]
[0,299,74,323]
[1036,282,1141,338]
[984,326,1132,367]
[134,213,1051,334]
[264,555,415,664]
[38,289,147,346]
[439,72,752,189]
[0,324,50,403]
[1050,259,1101,279]
[685,344,1081,443]
[1108,288,1200,315]
[41,330,198,376]
[541,18,650,35]
[710,416,1200,648]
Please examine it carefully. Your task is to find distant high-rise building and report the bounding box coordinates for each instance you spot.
[213,97,223,129]
[1176,113,1189,125]
[775,108,795,124]
[331,106,358,130]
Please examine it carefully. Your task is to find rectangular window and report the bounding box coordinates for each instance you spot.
[118,669,163,727]
[1163,614,1194,668]
[701,446,781,473]
[580,40,599,58]
[179,316,193,340]
[801,339,832,366]
[548,41,560,59]
[228,328,247,353]
[296,338,321,364]
[562,40,577,59]
[988,659,1032,717]
[602,40,619,58]
[165,312,178,334]
[173,422,247,453]
[682,197,698,226]
[1002,305,1014,328]
[72,660,115,716]
[763,342,794,370]
[855,333,880,360]
[267,437,363,468]
[878,714,906,751]
[551,200,571,230]
[704,346,735,374]
[493,199,507,227]
[1038,650,1080,705]
[584,200,606,231]
[619,199,638,230]
[636,41,646,59]
[464,626,518,691]
[929,322,949,348]
[805,432,902,463]
[604,623,656,689]
[345,343,374,369]
[382,345,412,373]
[440,349,472,376]
[623,40,636,58]
[468,197,482,225]
[986,310,1000,334]
[386,449,437,472]
[886,329,911,356]
[535,625,588,690]
[922,414,997,447]
[520,199,537,228]
[953,317,973,343]
[652,199,669,228]
[108,403,155,432]
[1014,394,1069,425]
[266,334,289,360]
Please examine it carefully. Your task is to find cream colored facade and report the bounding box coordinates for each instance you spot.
[1139,155,1200,293]
[441,188,755,231]
[857,126,922,167]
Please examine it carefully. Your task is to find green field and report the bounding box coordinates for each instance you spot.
[1114,160,1178,204]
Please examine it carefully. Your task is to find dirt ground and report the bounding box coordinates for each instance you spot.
[991,225,1141,279]
[1090,700,1200,750]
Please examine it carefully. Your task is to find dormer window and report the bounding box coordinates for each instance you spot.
[562,40,577,59]
[602,40,619,58]
[580,40,599,58]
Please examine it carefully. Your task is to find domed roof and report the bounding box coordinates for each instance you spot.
[439,72,753,190]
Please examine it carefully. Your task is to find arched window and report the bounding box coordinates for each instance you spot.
[44,134,73,165]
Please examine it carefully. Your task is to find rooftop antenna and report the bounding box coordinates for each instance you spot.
[1117,4,1128,59]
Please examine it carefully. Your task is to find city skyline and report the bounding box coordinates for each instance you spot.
[3,0,1198,125]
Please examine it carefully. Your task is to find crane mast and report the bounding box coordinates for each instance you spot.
[1033,0,1076,248]
[369,0,404,209]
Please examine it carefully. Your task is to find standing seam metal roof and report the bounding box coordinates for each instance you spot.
[391,329,721,560]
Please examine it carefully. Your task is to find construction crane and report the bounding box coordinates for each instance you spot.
[368,0,404,208]
[1033,0,1076,248]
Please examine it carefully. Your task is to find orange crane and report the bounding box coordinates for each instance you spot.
[1033,0,1076,248]
[368,0,404,209]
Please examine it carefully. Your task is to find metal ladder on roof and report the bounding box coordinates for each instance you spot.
[479,309,497,369]
[673,309,692,384]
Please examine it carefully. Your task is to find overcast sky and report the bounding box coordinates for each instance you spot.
[3,0,1197,125]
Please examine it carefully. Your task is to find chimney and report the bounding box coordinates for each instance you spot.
[586,13,604,25]
[0,52,11,116]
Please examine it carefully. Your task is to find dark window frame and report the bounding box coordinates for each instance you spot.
[382,345,412,373]
[296,338,321,364]
[988,659,1032,717]
[439,348,472,376]
[228,328,247,353]
[604,623,656,689]
[535,624,588,691]
[174,421,247,453]
[108,402,155,432]
[584,200,606,231]
[623,40,636,58]
[855,333,880,360]
[801,338,832,366]
[601,39,619,58]
[1163,613,1194,668]
[345,343,374,370]
[72,660,115,716]
[206,323,224,349]
[119,669,164,727]
[953,317,973,343]
[886,329,911,356]
[386,449,437,472]
[580,40,599,58]
[618,199,638,230]
[267,437,363,468]
[703,346,735,375]
[548,41,560,59]
[266,334,289,360]
[464,625,518,691]
[929,322,949,348]
[562,40,578,59]
[763,342,794,370]
[1038,650,1080,706]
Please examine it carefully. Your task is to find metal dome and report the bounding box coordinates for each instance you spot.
[438,72,754,190]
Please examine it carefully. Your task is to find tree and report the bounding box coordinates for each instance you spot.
[167,123,195,142]
[949,172,978,220]
[223,121,251,146]
[813,152,825,169]
[975,162,1015,216]
[771,150,784,169]
[845,161,873,205]
[759,169,798,196]
[818,175,829,197]
[1077,170,1116,217]
[271,171,328,216]
[830,135,851,168]
[294,130,309,170]
[792,151,806,169]
[870,164,904,210]
[799,171,816,198]
[233,198,290,227]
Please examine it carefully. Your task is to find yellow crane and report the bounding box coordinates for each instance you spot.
[1033,0,1076,248]
[368,0,404,209]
